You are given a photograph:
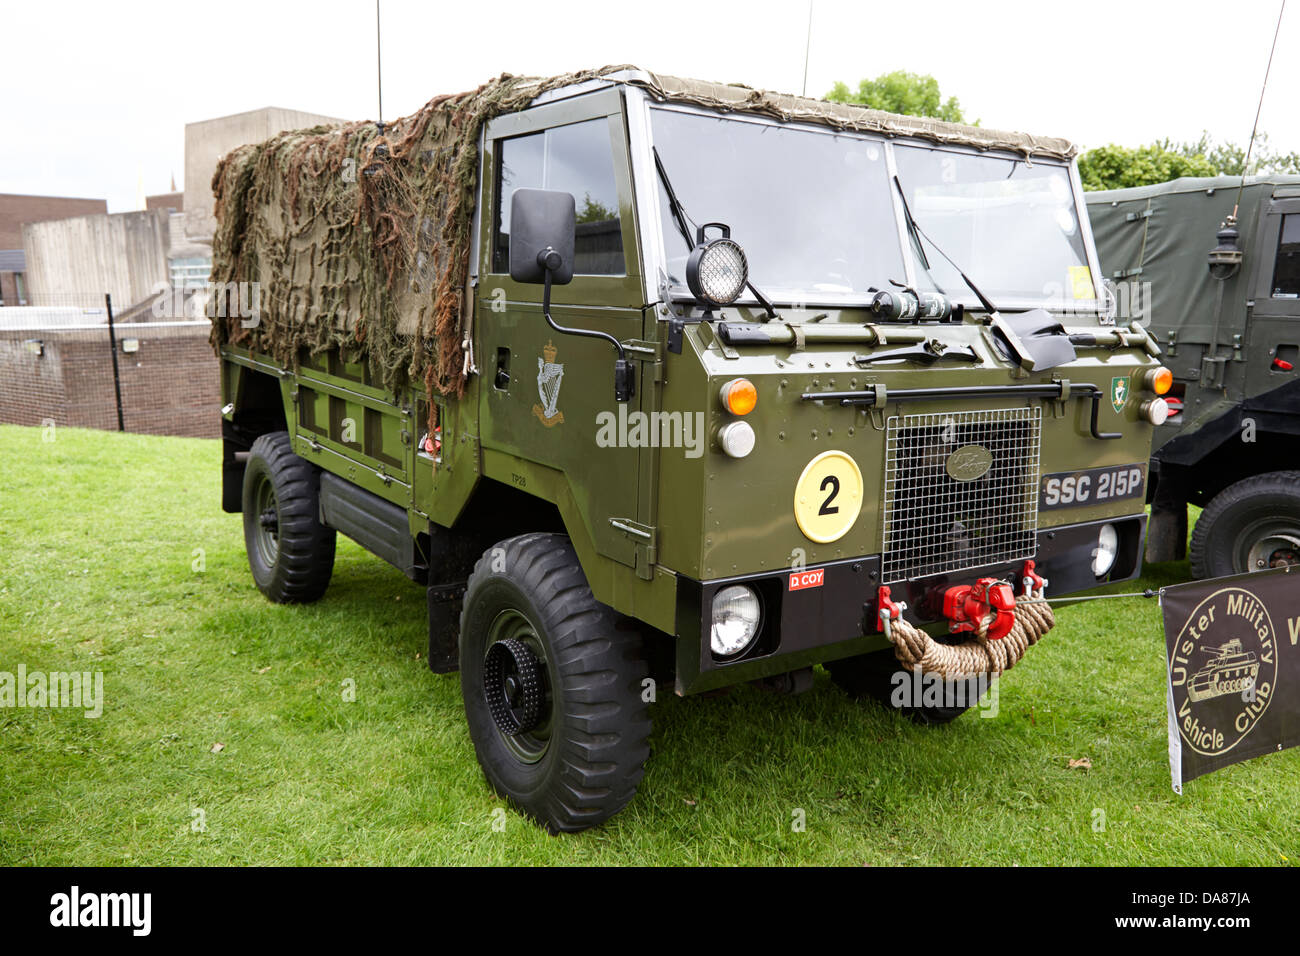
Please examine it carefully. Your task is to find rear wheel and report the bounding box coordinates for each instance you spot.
[241,431,335,603]
[825,648,977,725]
[1190,471,1300,578]
[459,533,651,833]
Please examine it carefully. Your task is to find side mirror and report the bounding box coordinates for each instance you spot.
[508,188,576,285]
[507,187,633,403]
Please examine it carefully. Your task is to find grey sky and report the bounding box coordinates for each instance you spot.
[3,0,1294,212]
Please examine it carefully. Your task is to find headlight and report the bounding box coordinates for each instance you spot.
[710,585,761,658]
[1140,398,1170,425]
[717,420,756,458]
[1092,523,1119,576]
[687,227,748,307]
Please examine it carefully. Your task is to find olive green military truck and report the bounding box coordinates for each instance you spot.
[212,68,1166,832]
[1087,175,1300,578]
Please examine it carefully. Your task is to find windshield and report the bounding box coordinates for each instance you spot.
[647,107,1099,313]
[893,145,1096,309]
[650,107,905,303]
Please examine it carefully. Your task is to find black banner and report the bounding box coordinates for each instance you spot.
[1162,566,1300,791]
[0,866,1284,939]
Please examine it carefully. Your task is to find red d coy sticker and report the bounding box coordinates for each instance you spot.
[789,569,825,591]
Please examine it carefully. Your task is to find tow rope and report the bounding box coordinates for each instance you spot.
[882,587,1056,680]
[875,563,1160,681]
[874,561,1059,680]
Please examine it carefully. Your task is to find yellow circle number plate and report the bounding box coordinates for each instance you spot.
[793,450,864,543]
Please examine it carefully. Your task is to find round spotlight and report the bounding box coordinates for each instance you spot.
[686,226,748,308]
[1143,366,1174,395]
[1141,398,1170,426]
[1092,523,1119,577]
[717,420,756,458]
[710,585,761,658]
[720,378,757,415]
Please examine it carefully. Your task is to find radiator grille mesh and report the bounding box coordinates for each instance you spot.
[881,407,1041,582]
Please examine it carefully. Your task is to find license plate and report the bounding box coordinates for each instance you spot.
[1040,463,1146,510]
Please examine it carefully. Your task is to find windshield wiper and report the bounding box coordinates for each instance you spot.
[892,174,999,316]
[652,146,777,319]
[653,146,694,253]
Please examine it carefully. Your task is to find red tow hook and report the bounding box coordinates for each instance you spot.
[942,577,1017,640]
[876,585,907,639]
[1020,559,1047,597]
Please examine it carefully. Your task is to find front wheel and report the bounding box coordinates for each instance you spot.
[459,533,651,833]
[1190,471,1300,578]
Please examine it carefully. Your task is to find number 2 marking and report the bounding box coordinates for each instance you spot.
[819,475,840,515]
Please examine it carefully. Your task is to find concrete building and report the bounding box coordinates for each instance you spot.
[184,107,347,243]
[18,107,345,311]
[0,108,346,440]
[0,194,108,306]
[22,209,171,311]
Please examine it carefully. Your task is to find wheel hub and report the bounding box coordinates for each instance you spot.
[1248,531,1300,570]
[484,637,544,736]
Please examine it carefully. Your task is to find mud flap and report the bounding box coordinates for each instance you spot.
[427,581,467,674]
[1147,502,1188,563]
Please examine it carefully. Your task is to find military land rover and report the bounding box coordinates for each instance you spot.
[1088,175,1300,578]
[211,68,1166,831]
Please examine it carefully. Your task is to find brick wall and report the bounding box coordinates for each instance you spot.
[0,195,108,251]
[0,322,221,438]
[0,271,20,305]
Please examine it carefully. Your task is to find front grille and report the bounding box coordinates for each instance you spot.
[881,407,1041,582]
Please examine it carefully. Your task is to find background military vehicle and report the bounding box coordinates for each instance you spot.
[212,67,1165,832]
[1087,175,1300,577]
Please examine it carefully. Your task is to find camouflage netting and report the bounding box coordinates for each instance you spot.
[209,65,639,401]
[209,66,1077,404]
[631,73,1078,161]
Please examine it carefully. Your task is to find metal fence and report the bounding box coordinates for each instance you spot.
[0,290,222,439]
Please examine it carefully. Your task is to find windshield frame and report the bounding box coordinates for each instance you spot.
[627,87,1106,316]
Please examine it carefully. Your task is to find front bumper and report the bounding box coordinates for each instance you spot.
[672,513,1146,694]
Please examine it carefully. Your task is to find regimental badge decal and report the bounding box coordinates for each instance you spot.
[1167,586,1277,759]
[533,340,565,427]
[1111,375,1129,413]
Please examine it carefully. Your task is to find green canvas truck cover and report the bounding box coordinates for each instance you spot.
[1086,175,1300,333]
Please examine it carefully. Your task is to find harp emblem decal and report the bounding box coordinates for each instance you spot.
[533,340,565,428]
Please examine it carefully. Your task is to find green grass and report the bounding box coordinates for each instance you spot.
[0,423,1296,866]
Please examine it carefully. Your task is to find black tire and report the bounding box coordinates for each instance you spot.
[241,431,335,603]
[459,533,651,833]
[1190,471,1300,579]
[825,648,976,725]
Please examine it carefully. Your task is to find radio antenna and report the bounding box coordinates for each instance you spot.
[376,0,385,131]
[801,1,813,97]
[1233,0,1286,220]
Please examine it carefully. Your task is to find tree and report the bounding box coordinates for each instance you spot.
[826,70,968,123]
[1178,132,1300,178]
[576,193,616,225]
[1077,143,1216,191]
[1078,132,1300,191]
